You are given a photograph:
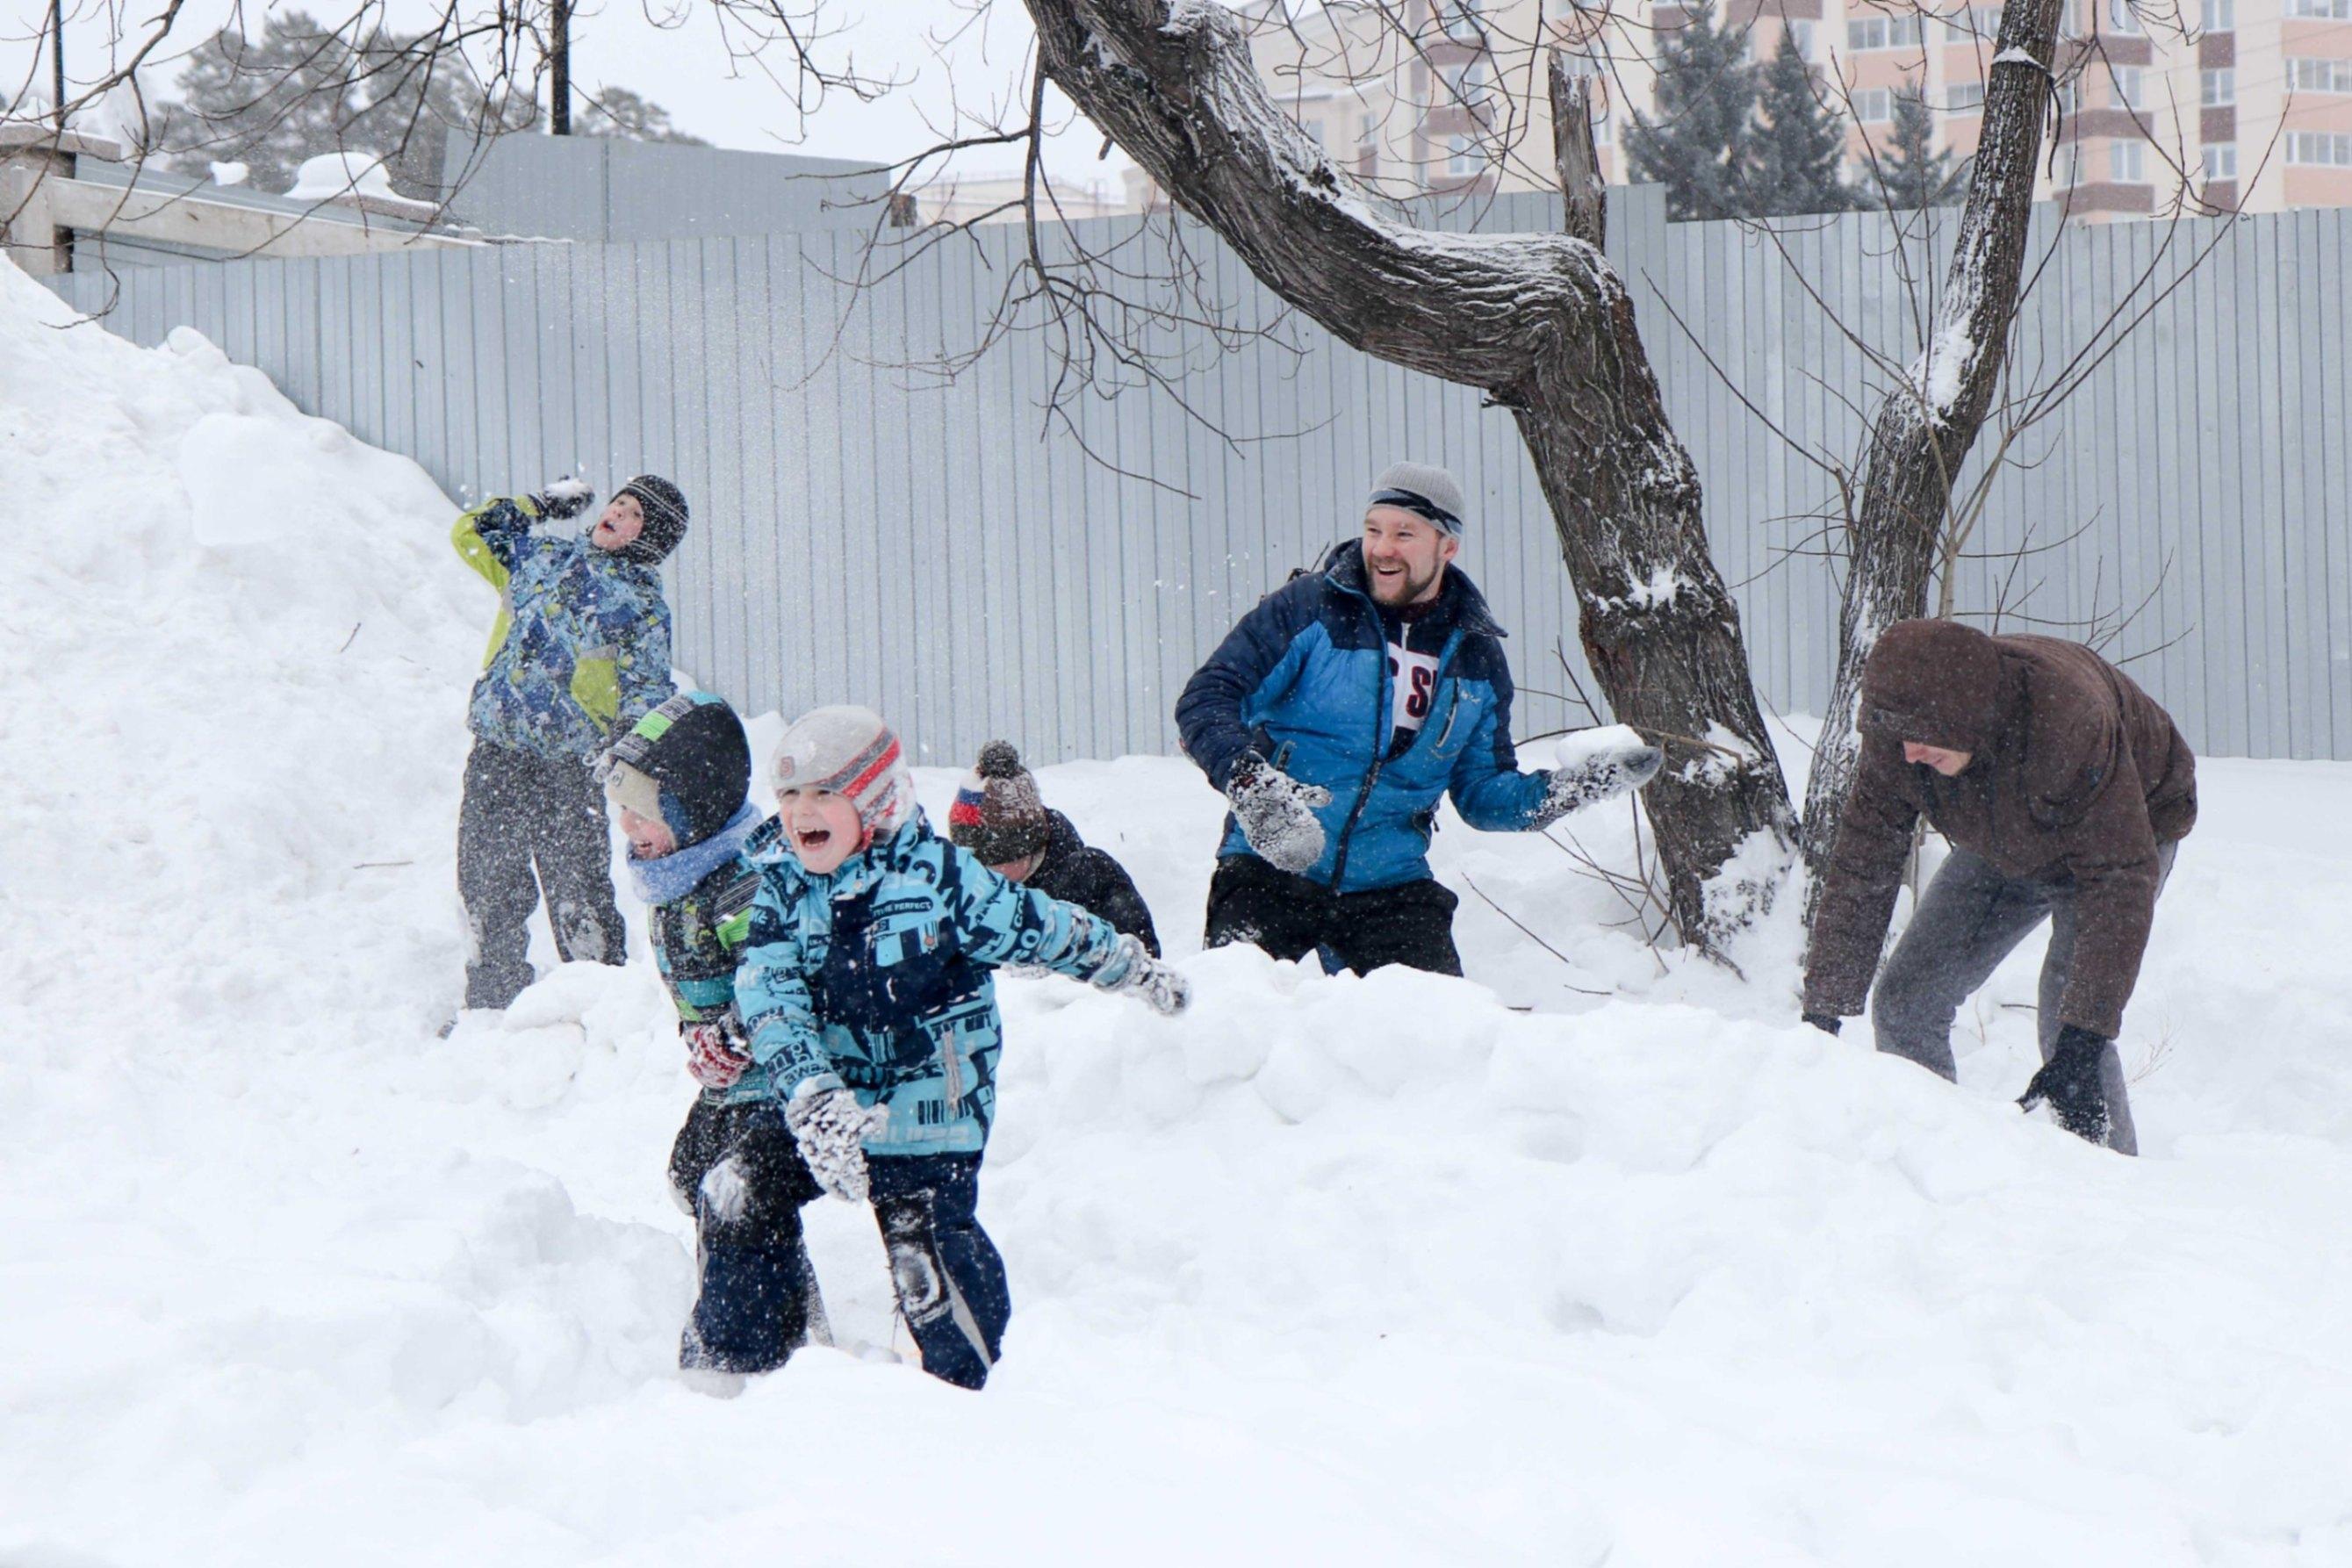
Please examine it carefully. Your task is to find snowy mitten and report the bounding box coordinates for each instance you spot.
[683,1022,752,1090]
[529,476,596,521]
[2017,1025,2111,1146]
[785,1082,883,1203]
[1528,743,1665,829]
[1226,753,1332,874]
[1089,934,1192,1017]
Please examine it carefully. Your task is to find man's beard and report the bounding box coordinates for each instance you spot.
[1368,557,1442,605]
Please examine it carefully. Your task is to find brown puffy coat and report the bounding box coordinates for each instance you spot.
[1803,620,2197,1038]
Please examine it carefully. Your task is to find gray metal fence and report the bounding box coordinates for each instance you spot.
[46,186,2352,763]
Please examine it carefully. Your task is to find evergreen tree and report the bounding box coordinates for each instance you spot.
[1869,86,1960,211]
[577,87,708,145]
[1749,28,1854,216]
[1624,2,1760,220]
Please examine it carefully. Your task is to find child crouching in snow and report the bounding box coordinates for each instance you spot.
[602,692,827,1376]
[737,706,1190,1390]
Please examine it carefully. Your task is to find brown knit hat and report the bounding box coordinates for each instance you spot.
[1859,618,2006,753]
[947,741,1052,866]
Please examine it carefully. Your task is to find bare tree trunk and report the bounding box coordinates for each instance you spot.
[550,0,573,135]
[1023,0,1795,948]
[1801,0,2064,872]
[1549,55,1605,252]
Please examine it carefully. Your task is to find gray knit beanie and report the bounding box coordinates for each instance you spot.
[1369,461,1467,536]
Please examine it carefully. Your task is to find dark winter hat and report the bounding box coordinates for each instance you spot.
[615,474,690,565]
[602,691,752,848]
[1368,461,1466,536]
[1859,618,2006,754]
[947,741,1052,867]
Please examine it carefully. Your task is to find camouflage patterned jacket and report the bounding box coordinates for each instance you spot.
[453,495,673,760]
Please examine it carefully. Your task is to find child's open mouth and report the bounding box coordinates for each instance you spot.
[795,826,833,851]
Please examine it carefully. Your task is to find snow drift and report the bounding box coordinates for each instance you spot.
[4,257,2352,1565]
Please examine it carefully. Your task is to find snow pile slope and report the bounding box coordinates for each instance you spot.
[4,259,2352,1565]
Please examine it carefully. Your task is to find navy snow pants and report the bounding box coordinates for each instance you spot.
[870,1154,1009,1391]
[669,1098,825,1374]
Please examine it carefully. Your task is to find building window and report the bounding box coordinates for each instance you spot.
[1593,111,1613,147]
[2203,142,2238,179]
[1447,133,1478,175]
[1852,86,1895,120]
[1439,59,1492,107]
[2111,139,2146,181]
[2288,130,2352,163]
[2287,0,2352,18]
[1846,12,1924,49]
[1942,5,2001,42]
[1443,0,1484,42]
[2201,0,2234,28]
[2202,68,2236,105]
[1303,119,1326,148]
[1787,19,1816,54]
[2288,58,2352,93]
[2107,0,2145,32]
[2109,65,2143,109]
[2055,143,2084,186]
[1946,80,1987,111]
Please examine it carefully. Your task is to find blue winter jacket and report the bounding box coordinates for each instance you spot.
[454,496,674,761]
[1175,541,1551,893]
[734,811,1126,1158]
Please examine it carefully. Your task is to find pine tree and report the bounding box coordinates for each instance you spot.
[1748,29,1854,216]
[577,87,708,145]
[1869,87,1960,211]
[1624,2,1760,220]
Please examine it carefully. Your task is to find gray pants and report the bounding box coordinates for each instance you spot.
[1870,842,2177,1155]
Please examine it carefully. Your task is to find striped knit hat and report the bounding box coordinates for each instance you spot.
[948,741,1051,867]
[768,705,915,848]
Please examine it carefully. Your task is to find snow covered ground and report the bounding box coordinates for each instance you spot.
[4,256,2351,1565]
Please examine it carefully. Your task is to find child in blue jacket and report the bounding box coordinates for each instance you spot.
[603,691,827,1376]
[450,475,687,1014]
[736,706,1190,1389]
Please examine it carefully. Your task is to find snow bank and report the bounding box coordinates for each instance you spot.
[4,257,2352,1564]
[287,150,399,201]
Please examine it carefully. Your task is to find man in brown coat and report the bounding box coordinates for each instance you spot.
[1802,619,2197,1154]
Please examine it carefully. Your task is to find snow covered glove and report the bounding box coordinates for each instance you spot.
[784,1083,888,1203]
[1528,742,1665,829]
[1802,1012,1843,1037]
[1088,933,1192,1017]
[2018,1025,2111,1147]
[1227,752,1331,874]
[529,477,596,521]
[683,1022,753,1090]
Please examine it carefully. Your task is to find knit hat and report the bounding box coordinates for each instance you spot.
[602,691,752,848]
[947,741,1052,866]
[615,474,690,565]
[769,705,915,848]
[1368,461,1466,536]
[1859,619,2006,754]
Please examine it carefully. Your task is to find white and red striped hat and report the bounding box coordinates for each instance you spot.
[769,705,915,847]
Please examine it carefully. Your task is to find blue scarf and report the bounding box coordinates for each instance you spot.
[627,802,763,906]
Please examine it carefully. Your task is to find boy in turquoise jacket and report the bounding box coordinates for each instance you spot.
[737,707,1190,1388]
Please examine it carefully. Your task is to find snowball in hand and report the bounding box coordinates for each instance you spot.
[1554,725,1650,773]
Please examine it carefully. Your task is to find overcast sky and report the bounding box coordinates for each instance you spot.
[0,0,1134,190]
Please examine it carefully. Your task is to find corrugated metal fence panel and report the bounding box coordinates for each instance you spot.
[40,190,2352,761]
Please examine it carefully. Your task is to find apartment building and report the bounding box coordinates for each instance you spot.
[1231,0,2352,219]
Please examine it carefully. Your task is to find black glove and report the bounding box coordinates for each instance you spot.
[1802,1012,1842,1037]
[2018,1025,2111,1147]
[1226,752,1332,874]
[528,477,596,521]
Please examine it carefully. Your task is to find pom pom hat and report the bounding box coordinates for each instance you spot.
[770,705,915,848]
[947,741,1052,866]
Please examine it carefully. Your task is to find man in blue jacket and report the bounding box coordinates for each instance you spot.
[451,475,685,1013]
[1176,462,1663,977]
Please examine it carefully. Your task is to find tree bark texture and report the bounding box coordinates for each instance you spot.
[1800,0,2065,874]
[1023,0,1796,948]
[1549,54,1606,253]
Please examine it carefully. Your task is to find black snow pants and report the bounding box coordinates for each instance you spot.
[457,737,627,1010]
[1203,852,1464,978]
[870,1153,1010,1392]
[1870,842,2179,1156]
[668,1097,827,1374]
